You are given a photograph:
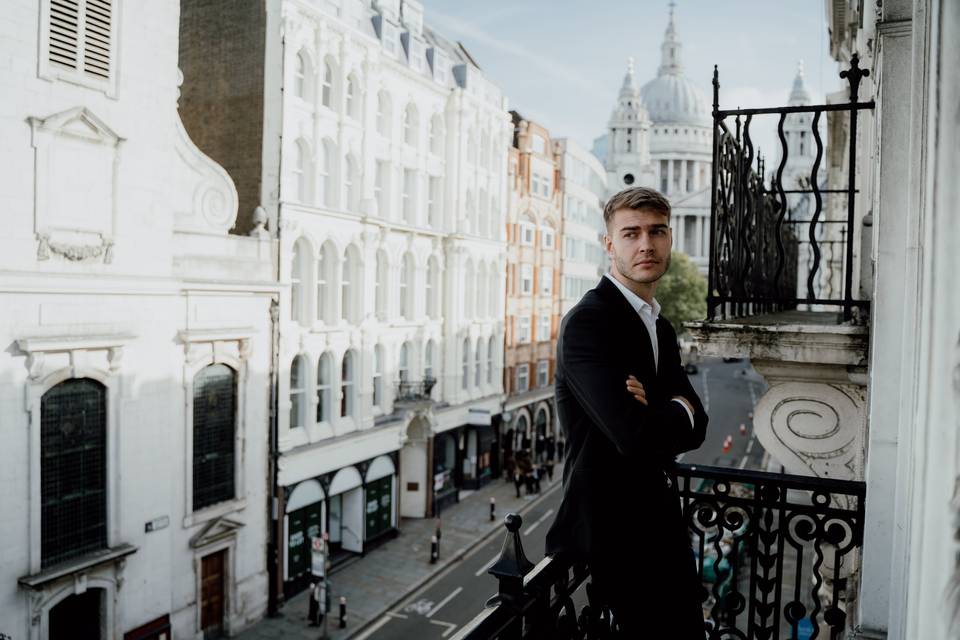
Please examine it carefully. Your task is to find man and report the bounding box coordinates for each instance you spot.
[545,187,708,638]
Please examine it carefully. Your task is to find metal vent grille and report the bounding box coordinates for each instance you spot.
[193,365,237,511]
[41,378,107,568]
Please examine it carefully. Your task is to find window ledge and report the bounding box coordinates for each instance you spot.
[19,544,137,590]
[183,497,247,529]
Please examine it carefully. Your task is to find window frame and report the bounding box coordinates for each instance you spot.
[39,0,120,97]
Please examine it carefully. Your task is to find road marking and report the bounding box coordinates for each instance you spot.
[352,615,392,640]
[475,554,499,577]
[430,620,459,637]
[702,368,711,412]
[523,509,554,536]
[386,611,408,619]
[404,599,434,616]
[748,381,758,406]
[746,438,755,455]
[427,586,463,618]
[738,455,749,469]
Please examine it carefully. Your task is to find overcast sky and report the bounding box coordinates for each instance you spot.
[423,0,840,162]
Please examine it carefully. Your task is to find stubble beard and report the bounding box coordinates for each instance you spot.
[614,251,671,286]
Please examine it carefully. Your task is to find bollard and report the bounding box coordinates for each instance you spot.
[490,497,496,521]
[435,518,442,560]
[739,423,747,435]
[339,596,347,628]
[430,534,438,563]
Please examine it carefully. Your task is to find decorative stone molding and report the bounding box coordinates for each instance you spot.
[172,111,238,235]
[17,333,135,382]
[28,107,123,263]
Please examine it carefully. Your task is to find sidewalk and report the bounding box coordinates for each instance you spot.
[236,467,563,640]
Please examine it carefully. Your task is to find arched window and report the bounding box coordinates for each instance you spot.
[478,188,489,239]
[373,345,384,409]
[290,356,307,429]
[398,341,411,382]
[322,59,334,108]
[430,115,444,155]
[340,350,356,417]
[461,337,470,390]
[480,131,490,169]
[475,339,483,389]
[295,50,312,99]
[193,365,236,510]
[41,379,107,567]
[375,250,388,318]
[488,269,498,316]
[341,245,361,323]
[295,139,311,204]
[403,104,419,147]
[291,238,310,325]
[464,260,475,317]
[400,253,415,319]
[424,339,435,381]
[317,353,332,423]
[318,139,335,208]
[477,262,487,321]
[491,198,500,239]
[487,335,495,384]
[426,256,439,319]
[344,155,359,211]
[345,73,359,119]
[377,91,392,137]
[465,189,475,235]
[317,242,335,323]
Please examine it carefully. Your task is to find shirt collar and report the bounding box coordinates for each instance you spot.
[604,272,661,320]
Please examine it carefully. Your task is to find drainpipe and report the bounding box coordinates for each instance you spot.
[267,17,287,618]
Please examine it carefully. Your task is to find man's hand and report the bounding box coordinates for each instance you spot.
[625,375,647,405]
[671,395,694,415]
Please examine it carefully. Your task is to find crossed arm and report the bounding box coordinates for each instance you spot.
[559,307,704,459]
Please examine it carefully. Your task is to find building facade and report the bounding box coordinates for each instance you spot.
[178,0,511,602]
[502,113,562,472]
[555,138,608,316]
[0,1,277,638]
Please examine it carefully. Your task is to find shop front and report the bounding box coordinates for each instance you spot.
[432,429,461,515]
[462,408,498,490]
[283,479,325,598]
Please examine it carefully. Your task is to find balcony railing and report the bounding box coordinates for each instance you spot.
[708,55,874,322]
[395,377,437,402]
[454,463,866,639]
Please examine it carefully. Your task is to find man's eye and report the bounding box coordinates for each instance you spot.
[624,233,636,238]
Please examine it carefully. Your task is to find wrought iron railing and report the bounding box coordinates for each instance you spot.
[395,377,437,402]
[708,55,874,322]
[454,463,866,639]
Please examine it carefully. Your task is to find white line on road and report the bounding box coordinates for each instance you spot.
[702,368,711,412]
[430,620,459,637]
[352,615,392,640]
[386,611,408,619]
[523,509,554,536]
[746,438,755,455]
[738,455,749,469]
[475,554,499,577]
[427,586,463,618]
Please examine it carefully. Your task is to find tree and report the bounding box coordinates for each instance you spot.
[656,251,707,333]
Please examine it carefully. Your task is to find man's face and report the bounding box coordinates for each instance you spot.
[604,207,672,285]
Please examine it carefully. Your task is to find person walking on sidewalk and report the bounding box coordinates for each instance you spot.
[545,187,708,639]
[513,470,523,498]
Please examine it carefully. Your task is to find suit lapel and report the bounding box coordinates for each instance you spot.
[595,276,657,380]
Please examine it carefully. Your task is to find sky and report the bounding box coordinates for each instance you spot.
[423,0,840,164]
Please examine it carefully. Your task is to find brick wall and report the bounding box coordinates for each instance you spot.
[178,0,266,235]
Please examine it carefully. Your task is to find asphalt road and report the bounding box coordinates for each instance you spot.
[357,485,564,640]
[358,357,767,640]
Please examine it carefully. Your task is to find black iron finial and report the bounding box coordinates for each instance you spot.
[712,65,720,113]
[488,514,534,581]
[839,53,870,103]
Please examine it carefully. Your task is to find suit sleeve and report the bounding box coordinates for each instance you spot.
[559,306,694,458]
[660,320,708,455]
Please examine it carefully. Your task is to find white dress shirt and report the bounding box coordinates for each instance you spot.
[604,272,694,428]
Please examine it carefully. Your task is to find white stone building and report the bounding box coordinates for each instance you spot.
[593,6,713,273]
[178,0,511,601]
[0,1,277,639]
[555,138,608,315]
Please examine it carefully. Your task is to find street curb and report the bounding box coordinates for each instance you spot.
[343,480,563,640]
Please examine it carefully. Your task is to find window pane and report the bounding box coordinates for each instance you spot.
[193,365,237,511]
[41,379,107,567]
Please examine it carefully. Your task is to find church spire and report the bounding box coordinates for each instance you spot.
[658,1,683,77]
[789,60,812,104]
[619,56,639,98]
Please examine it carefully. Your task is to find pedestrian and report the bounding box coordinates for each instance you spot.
[308,581,320,626]
[545,458,555,482]
[545,187,708,638]
[513,470,523,498]
[533,465,542,494]
[546,437,556,462]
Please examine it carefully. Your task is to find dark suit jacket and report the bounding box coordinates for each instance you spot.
[545,275,708,565]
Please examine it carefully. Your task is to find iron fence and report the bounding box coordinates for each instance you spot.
[454,463,866,639]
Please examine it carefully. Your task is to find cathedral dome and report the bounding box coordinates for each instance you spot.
[640,74,710,126]
[639,4,710,127]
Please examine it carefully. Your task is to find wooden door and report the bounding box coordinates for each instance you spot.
[200,550,226,638]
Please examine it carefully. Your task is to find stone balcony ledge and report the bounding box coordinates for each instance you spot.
[686,310,869,371]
